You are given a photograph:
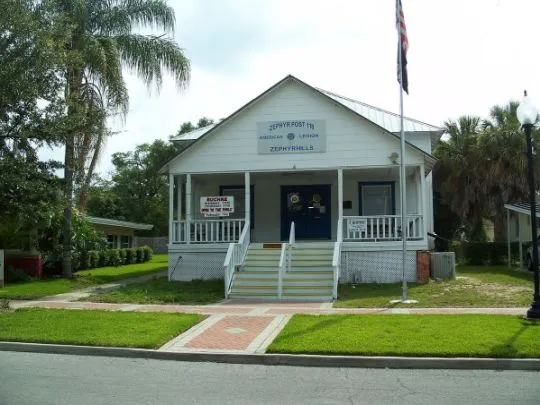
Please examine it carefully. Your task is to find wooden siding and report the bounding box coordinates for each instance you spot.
[169,80,425,174]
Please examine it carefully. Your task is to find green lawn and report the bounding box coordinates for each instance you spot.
[267,314,540,358]
[0,308,203,349]
[0,254,168,300]
[85,277,224,304]
[336,265,533,308]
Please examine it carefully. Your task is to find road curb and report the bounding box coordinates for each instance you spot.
[1,341,539,371]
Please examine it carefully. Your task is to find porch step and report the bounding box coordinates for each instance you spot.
[227,241,336,302]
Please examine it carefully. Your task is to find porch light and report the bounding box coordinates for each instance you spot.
[516,90,540,320]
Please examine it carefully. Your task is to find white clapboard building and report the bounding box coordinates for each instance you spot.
[161,75,443,301]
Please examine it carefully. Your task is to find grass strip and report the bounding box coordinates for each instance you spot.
[267,314,540,358]
[0,308,203,349]
[0,255,168,300]
[86,277,224,304]
[336,265,533,308]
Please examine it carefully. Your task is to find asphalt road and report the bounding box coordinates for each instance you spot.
[0,351,538,405]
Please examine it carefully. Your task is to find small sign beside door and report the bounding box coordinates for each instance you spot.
[200,196,235,217]
[347,218,367,233]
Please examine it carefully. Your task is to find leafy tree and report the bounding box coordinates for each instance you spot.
[86,117,214,234]
[51,0,191,277]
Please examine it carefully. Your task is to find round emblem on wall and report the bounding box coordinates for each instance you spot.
[290,193,300,204]
[287,132,295,140]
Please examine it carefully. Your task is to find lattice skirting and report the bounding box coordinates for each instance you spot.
[169,252,226,281]
[341,251,417,283]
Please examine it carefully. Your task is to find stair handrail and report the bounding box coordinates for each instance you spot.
[278,242,288,299]
[287,221,295,272]
[332,218,344,299]
[223,220,250,298]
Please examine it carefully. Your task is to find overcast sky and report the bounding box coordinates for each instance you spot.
[40,0,540,175]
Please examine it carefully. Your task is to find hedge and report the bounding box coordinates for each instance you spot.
[75,246,154,271]
[449,241,530,266]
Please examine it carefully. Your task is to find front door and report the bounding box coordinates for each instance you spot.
[281,185,331,240]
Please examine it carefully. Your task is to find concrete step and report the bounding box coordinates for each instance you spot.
[283,271,334,279]
[244,260,280,267]
[289,266,334,272]
[282,280,333,287]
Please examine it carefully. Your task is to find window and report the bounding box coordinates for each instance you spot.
[120,235,131,249]
[106,235,116,249]
[359,182,395,216]
[219,185,255,228]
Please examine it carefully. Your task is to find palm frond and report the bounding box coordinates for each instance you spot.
[115,33,190,90]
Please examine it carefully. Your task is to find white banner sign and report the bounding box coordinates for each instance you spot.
[347,218,367,233]
[257,120,326,154]
[200,196,235,217]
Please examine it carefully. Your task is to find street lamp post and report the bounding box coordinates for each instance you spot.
[517,90,540,320]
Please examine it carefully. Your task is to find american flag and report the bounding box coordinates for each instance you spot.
[396,0,409,94]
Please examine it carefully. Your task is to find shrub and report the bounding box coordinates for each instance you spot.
[135,247,144,263]
[6,266,32,283]
[118,248,127,265]
[142,246,153,262]
[451,241,527,266]
[125,248,136,264]
[79,250,91,270]
[98,250,108,267]
[89,251,100,268]
[107,249,121,267]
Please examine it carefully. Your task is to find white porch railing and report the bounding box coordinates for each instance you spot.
[342,215,424,241]
[223,221,250,298]
[172,219,246,243]
[332,219,343,300]
[287,221,295,272]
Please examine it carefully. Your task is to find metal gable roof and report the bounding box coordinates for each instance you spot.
[162,74,439,173]
[316,88,443,135]
[170,81,443,144]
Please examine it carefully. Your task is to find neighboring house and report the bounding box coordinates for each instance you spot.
[86,216,153,249]
[504,203,540,268]
[161,75,443,300]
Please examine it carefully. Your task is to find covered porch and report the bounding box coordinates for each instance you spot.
[168,165,429,247]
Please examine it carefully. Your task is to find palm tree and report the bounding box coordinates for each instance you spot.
[434,116,484,236]
[480,102,540,241]
[56,0,190,277]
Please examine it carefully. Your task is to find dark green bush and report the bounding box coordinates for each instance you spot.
[142,246,153,262]
[89,251,100,268]
[450,240,529,266]
[118,249,127,265]
[125,248,136,264]
[107,249,121,267]
[98,250,107,267]
[7,266,33,282]
[79,250,91,270]
[135,247,144,263]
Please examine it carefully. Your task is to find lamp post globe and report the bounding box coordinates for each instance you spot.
[517,90,540,321]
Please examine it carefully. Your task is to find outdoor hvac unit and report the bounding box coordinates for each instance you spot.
[431,252,456,280]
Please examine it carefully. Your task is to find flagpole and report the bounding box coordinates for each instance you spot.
[391,0,417,304]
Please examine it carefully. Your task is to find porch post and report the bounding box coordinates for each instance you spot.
[169,174,174,244]
[245,171,251,226]
[507,209,511,268]
[420,164,427,241]
[177,176,182,242]
[186,174,192,244]
[338,168,343,241]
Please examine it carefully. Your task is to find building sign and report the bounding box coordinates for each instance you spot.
[200,196,235,217]
[257,120,326,154]
[347,218,367,233]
